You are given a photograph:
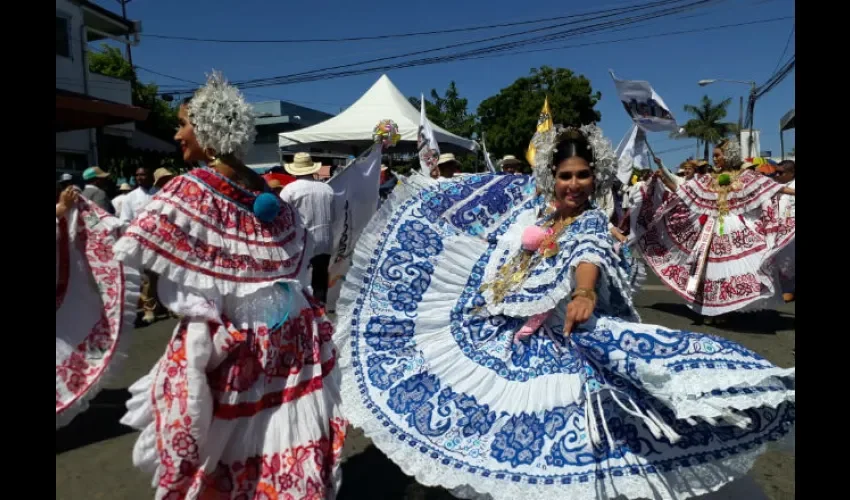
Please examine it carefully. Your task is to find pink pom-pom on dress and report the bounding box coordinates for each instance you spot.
[521,226,547,252]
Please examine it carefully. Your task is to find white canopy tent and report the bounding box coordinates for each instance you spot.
[278,74,478,154]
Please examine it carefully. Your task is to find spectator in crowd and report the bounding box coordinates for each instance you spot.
[120,166,156,223]
[281,152,335,303]
[81,167,114,213]
[499,155,523,174]
[111,182,133,215]
[432,153,461,179]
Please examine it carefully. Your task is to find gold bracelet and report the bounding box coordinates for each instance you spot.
[571,288,597,303]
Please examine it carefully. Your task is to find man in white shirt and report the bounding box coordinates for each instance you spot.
[120,166,156,224]
[81,167,114,213]
[432,153,461,179]
[120,166,158,324]
[111,183,133,215]
[280,153,335,303]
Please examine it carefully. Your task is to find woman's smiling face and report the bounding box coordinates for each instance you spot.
[553,157,593,211]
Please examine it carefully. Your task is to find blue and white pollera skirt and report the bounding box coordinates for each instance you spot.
[336,174,794,500]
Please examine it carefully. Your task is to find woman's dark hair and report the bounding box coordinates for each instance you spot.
[182,96,193,106]
[778,159,795,172]
[553,131,593,169]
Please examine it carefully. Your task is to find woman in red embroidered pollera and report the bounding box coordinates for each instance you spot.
[56,186,142,430]
[630,138,795,322]
[115,72,347,499]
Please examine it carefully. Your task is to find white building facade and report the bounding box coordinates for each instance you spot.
[56,0,143,176]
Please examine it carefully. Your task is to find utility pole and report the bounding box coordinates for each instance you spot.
[118,0,133,67]
[738,96,743,132]
[746,83,756,158]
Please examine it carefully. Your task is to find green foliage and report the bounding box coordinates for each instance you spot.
[477,66,601,159]
[88,45,179,142]
[680,95,736,160]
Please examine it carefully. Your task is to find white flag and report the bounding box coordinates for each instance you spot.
[481,137,497,173]
[614,124,650,184]
[325,145,383,309]
[610,70,679,133]
[417,94,440,176]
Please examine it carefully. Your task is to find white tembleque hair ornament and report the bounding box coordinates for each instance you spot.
[530,123,617,214]
[187,71,257,161]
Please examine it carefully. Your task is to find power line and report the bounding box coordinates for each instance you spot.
[155,14,787,97]
[655,144,696,155]
[770,23,794,77]
[236,0,705,87]
[241,2,736,89]
[456,16,792,64]
[142,0,678,44]
[163,0,715,93]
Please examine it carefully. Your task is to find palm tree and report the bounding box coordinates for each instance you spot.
[680,95,737,160]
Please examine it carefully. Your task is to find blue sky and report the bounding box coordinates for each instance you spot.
[94,0,795,166]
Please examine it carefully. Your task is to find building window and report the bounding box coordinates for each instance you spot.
[56,15,71,58]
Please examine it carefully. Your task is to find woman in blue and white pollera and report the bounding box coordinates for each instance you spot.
[335,124,794,499]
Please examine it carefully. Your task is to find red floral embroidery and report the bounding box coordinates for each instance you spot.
[131,213,300,273]
[56,217,70,311]
[56,198,128,417]
[157,418,347,500]
[149,309,344,499]
[631,175,792,313]
[679,170,783,214]
[208,308,329,393]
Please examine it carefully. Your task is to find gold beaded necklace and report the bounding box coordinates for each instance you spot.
[480,208,581,305]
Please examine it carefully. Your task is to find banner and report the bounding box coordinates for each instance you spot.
[525,96,553,165]
[614,123,650,184]
[325,145,383,309]
[417,94,440,177]
[610,71,679,133]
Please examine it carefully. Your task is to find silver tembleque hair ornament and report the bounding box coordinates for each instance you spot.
[719,137,743,167]
[188,71,257,161]
[530,124,618,214]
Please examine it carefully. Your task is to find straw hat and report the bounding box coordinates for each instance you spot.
[437,153,461,168]
[118,183,133,192]
[153,168,175,187]
[500,155,522,167]
[82,166,110,181]
[285,153,322,176]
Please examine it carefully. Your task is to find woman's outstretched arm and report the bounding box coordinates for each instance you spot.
[564,262,599,336]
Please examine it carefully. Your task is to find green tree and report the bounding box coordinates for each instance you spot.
[88,45,179,142]
[680,95,737,161]
[477,66,601,159]
[408,81,479,172]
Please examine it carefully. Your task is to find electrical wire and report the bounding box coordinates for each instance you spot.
[161,0,715,93]
[142,0,681,44]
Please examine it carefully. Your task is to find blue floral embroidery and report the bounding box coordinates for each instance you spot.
[491,413,547,467]
[365,316,415,351]
[344,174,794,490]
[397,220,443,258]
[387,372,440,414]
[367,354,406,390]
